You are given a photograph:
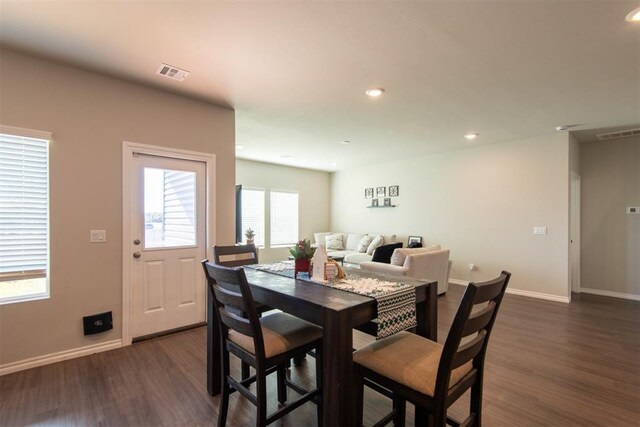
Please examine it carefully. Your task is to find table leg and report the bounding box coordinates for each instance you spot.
[322,307,354,426]
[416,280,437,342]
[207,285,221,396]
[415,281,438,424]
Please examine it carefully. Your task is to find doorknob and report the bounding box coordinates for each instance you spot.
[133,239,141,245]
[133,251,141,259]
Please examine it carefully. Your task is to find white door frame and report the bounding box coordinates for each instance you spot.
[569,171,581,296]
[122,141,216,346]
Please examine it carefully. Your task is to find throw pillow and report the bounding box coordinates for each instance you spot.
[371,243,403,264]
[357,235,373,253]
[346,233,366,251]
[325,233,344,250]
[366,235,384,255]
[314,232,332,246]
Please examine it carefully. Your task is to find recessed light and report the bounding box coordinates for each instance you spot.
[556,126,569,131]
[330,162,338,167]
[340,140,351,145]
[235,145,244,149]
[626,7,640,22]
[280,155,294,160]
[365,87,385,97]
[464,133,479,140]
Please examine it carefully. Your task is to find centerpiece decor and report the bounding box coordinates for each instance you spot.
[289,239,315,278]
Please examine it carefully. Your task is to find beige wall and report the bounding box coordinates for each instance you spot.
[331,133,571,298]
[580,136,640,296]
[236,159,331,263]
[0,49,236,365]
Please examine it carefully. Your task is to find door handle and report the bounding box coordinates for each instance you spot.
[133,251,141,259]
[133,239,141,245]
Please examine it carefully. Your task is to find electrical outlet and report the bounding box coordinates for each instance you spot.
[627,207,639,214]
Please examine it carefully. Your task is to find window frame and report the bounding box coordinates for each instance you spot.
[0,125,51,306]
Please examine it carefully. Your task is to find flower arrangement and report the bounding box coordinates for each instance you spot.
[289,239,315,260]
[245,228,255,244]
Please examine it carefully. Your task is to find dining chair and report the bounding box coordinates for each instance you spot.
[202,261,323,427]
[353,271,511,427]
[213,244,273,379]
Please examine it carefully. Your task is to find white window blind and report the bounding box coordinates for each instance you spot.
[270,191,298,247]
[241,189,265,247]
[0,132,49,283]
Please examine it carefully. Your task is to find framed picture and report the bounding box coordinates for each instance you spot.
[408,236,422,246]
[371,199,379,207]
[384,198,391,206]
[376,186,386,197]
[389,185,399,197]
[365,188,374,199]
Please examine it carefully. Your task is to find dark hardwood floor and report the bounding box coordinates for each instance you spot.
[1,285,638,426]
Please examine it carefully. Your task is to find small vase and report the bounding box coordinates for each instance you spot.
[294,258,310,278]
[246,238,254,245]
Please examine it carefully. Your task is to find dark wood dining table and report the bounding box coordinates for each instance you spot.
[206,266,438,427]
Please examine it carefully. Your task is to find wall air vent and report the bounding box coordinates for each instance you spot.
[595,128,640,141]
[156,63,190,81]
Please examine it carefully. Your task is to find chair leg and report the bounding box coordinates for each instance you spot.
[218,351,230,427]
[256,367,267,427]
[392,395,406,427]
[315,346,323,427]
[415,406,428,427]
[293,354,306,366]
[470,378,483,427]
[242,362,250,380]
[353,366,364,427]
[277,364,287,404]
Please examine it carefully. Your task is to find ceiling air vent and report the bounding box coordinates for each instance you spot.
[596,128,640,141]
[156,63,190,81]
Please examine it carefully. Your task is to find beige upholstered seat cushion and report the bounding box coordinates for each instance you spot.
[353,331,472,397]
[228,312,322,359]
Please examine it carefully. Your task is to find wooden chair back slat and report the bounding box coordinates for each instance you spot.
[212,285,247,311]
[219,308,254,337]
[472,275,508,304]
[214,244,258,267]
[462,302,496,337]
[451,331,487,370]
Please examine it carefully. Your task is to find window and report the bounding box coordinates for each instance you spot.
[144,167,196,248]
[0,127,50,305]
[240,189,265,247]
[270,191,299,247]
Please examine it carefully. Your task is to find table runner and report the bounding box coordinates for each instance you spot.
[246,262,417,339]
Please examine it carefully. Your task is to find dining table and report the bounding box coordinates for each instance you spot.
[205,264,438,427]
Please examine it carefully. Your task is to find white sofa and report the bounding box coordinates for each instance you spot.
[360,244,451,295]
[313,232,398,266]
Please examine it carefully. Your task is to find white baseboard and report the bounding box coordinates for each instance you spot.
[505,288,570,303]
[0,339,123,376]
[448,279,570,303]
[580,288,640,301]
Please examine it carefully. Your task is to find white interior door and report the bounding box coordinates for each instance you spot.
[130,153,206,338]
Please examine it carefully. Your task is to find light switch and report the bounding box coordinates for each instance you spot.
[90,230,106,243]
[533,226,547,235]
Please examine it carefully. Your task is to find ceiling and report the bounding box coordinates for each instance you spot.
[1,0,638,171]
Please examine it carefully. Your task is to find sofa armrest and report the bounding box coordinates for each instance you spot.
[360,261,408,277]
